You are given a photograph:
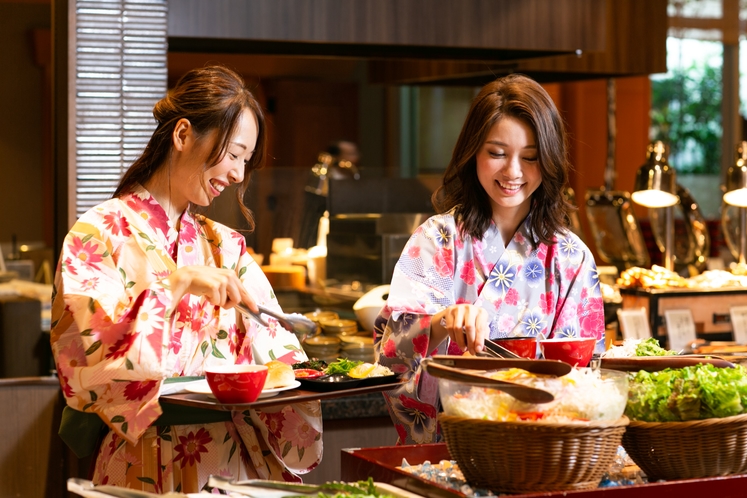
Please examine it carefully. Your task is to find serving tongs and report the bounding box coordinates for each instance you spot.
[482,338,521,358]
[236,302,319,340]
[421,358,555,404]
[432,355,573,377]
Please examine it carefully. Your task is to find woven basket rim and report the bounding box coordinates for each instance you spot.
[628,412,747,429]
[438,413,629,429]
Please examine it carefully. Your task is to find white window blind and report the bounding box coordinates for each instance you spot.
[75,0,167,218]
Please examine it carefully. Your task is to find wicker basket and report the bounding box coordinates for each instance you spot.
[438,414,629,493]
[622,413,747,481]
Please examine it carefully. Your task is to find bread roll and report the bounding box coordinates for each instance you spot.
[264,360,295,389]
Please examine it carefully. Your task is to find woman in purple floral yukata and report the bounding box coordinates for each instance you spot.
[51,66,322,492]
[373,74,605,445]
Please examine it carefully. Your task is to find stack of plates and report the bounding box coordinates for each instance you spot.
[320,318,359,337]
[340,335,375,362]
[304,310,339,325]
[303,335,341,363]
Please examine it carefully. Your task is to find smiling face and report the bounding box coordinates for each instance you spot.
[172,108,259,211]
[476,116,542,226]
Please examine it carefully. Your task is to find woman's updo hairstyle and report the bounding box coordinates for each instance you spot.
[114,65,267,229]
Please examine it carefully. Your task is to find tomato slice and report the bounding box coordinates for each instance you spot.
[294,368,325,379]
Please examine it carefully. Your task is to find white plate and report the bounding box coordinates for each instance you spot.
[185,379,301,399]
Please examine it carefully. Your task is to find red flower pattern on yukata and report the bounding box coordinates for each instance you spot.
[459,259,476,285]
[124,380,157,401]
[259,411,286,438]
[174,427,212,467]
[105,332,137,359]
[504,288,520,306]
[539,291,555,315]
[126,196,170,236]
[103,211,131,237]
[382,338,397,357]
[412,334,429,357]
[68,236,103,271]
[432,247,454,277]
[579,297,604,337]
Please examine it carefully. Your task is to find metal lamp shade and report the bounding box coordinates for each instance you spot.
[723,141,747,207]
[631,141,678,208]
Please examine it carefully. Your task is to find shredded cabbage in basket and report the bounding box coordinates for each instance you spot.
[440,368,627,422]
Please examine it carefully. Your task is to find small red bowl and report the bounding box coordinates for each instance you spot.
[539,337,597,367]
[490,337,538,359]
[205,364,268,404]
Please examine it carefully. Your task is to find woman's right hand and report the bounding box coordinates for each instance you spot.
[432,304,489,356]
[167,265,258,312]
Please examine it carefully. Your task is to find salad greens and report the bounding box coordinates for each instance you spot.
[626,363,747,422]
[288,478,397,498]
[325,358,363,375]
[635,337,678,357]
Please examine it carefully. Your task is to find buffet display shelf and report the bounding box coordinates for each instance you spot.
[341,443,747,498]
[619,286,747,341]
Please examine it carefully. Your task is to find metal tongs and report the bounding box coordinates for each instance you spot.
[236,302,319,340]
[481,338,521,358]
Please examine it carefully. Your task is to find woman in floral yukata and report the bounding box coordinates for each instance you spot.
[373,74,605,445]
[51,66,322,492]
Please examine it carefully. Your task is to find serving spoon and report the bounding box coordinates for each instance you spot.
[236,302,319,340]
[421,359,555,404]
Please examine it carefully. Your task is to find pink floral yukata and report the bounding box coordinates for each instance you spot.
[51,185,322,492]
[373,211,604,444]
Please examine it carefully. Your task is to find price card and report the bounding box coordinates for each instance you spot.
[616,308,651,340]
[730,305,747,345]
[664,309,697,352]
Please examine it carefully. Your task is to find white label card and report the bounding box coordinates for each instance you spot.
[730,305,747,345]
[664,309,697,353]
[617,308,651,340]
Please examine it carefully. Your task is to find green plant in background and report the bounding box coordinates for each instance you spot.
[650,63,722,174]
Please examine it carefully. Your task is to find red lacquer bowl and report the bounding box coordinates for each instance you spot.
[205,364,268,404]
[491,337,538,359]
[539,337,597,367]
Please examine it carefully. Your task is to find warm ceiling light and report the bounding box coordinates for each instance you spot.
[631,141,679,208]
[723,141,747,207]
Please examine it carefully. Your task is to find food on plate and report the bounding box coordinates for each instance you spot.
[348,362,394,379]
[324,358,364,375]
[626,363,747,422]
[309,477,399,498]
[603,338,677,358]
[294,368,326,379]
[263,360,295,388]
[440,368,628,423]
[292,358,328,371]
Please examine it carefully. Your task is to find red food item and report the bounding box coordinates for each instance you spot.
[294,368,325,379]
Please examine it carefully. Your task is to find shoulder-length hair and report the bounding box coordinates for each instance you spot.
[431,73,573,246]
[113,65,267,230]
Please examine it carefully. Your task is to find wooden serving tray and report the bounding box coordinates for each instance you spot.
[160,377,405,411]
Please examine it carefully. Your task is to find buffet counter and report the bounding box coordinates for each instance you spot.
[620,286,747,341]
[341,443,747,498]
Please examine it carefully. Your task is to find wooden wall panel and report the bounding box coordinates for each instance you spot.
[368,0,667,85]
[168,0,605,56]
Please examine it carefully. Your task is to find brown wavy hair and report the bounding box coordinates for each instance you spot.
[431,73,573,246]
[114,65,267,230]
